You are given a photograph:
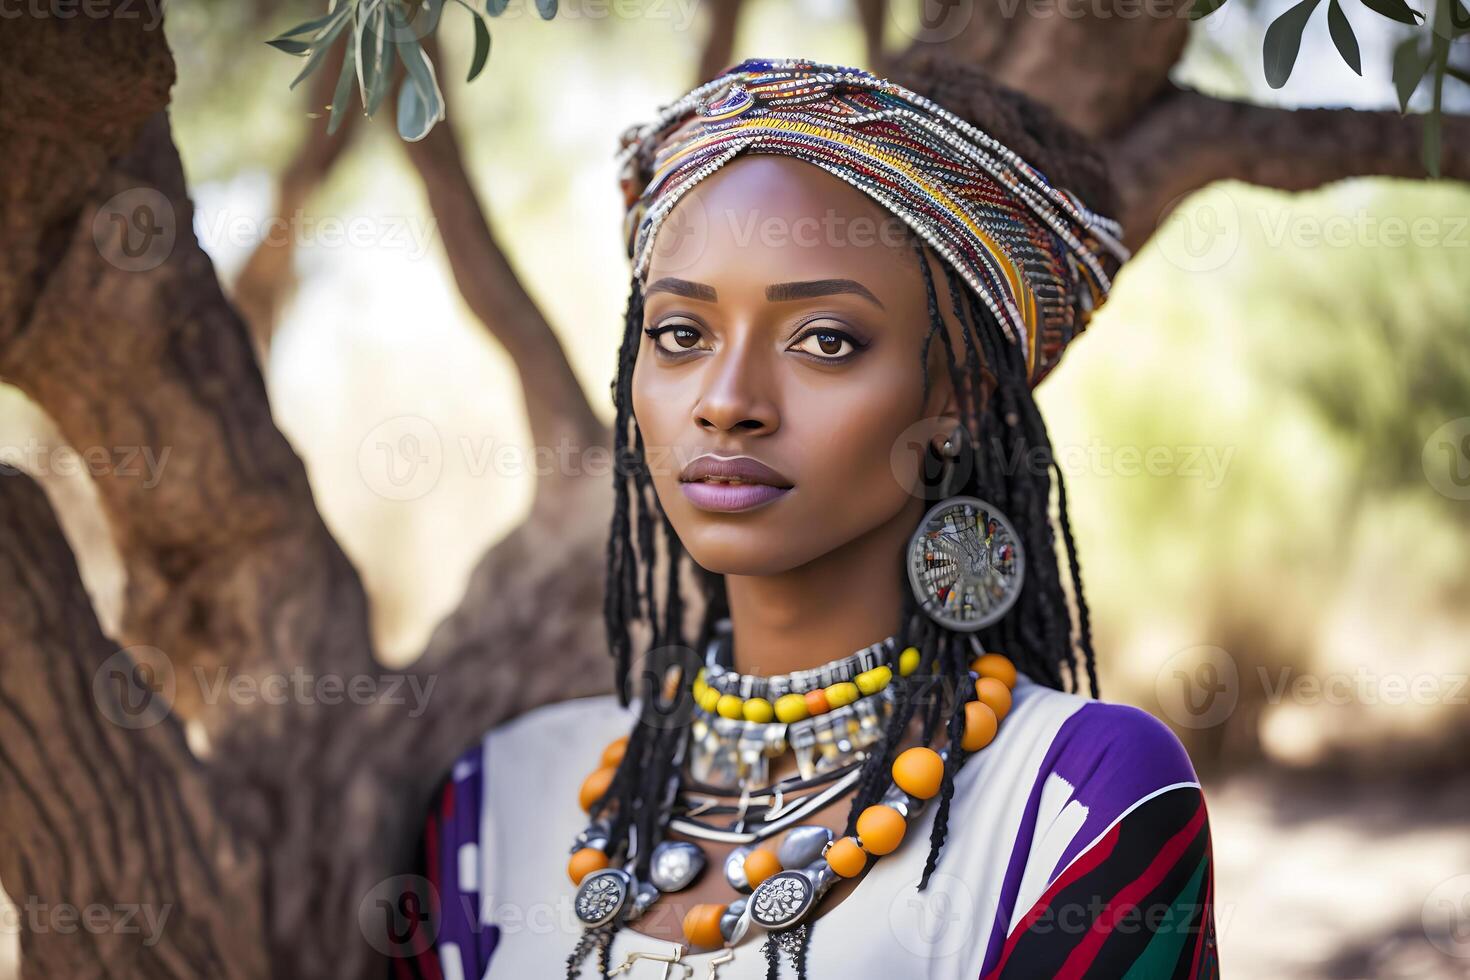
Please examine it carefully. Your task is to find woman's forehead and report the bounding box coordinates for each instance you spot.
[644,154,924,294]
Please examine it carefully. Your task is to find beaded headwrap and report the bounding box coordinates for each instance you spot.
[617,57,1131,386]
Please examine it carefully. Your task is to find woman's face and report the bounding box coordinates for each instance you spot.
[631,155,964,577]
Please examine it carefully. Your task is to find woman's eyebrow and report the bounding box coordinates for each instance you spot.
[766,279,885,309]
[645,277,717,301]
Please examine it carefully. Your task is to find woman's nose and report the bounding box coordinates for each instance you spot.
[692,342,780,435]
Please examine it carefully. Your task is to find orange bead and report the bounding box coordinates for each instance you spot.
[743,847,783,888]
[892,746,945,799]
[681,902,727,948]
[578,766,615,811]
[975,676,1012,723]
[825,836,867,878]
[971,653,1018,689]
[962,700,999,752]
[600,735,629,768]
[804,687,830,716]
[856,805,907,855]
[567,847,609,884]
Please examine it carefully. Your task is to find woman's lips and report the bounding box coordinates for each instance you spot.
[677,454,794,512]
[679,480,791,512]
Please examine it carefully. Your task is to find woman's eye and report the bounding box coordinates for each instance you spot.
[645,325,706,353]
[791,329,857,359]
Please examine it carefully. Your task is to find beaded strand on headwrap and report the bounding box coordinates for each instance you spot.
[617,57,1130,386]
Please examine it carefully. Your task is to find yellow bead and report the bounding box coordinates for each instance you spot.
[971,653,1018,689]
[856,665,892,695]
[743,697,775,723]
[579,766,615,811]
[825,836,867,878]
[600,735,628,768]
[692,677,707,701]
[744,847,782,887]
[568,847,608,884]
[698,686,722,713]
[962,700,999,752]
[975,676,1013,723]
[892,746,945,799]
[898,646,921,676]
[774,693,809,723]
[824,681,859,708]
[682,903,727,948]
[856,805,907,855]
[716,693,745,720]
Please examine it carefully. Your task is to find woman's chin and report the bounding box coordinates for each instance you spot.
[679,532,812,579]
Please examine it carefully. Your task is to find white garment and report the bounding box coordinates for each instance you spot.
[474,676,1091,980]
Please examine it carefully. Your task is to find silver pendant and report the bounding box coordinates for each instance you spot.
[748,869,818,930]
[777,825,833,870]
[723,844,754,893]
[649,840,707,892]
[574,868,634,927]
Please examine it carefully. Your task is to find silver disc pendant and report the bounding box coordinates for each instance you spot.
[906,495,1025,631]
[649,840,707,892]
[749,869,818,930]
[574,868,633,927]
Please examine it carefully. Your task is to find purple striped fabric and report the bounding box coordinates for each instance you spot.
[977,701,1201,976]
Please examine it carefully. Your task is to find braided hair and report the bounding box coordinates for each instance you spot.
[588,56,1111,968]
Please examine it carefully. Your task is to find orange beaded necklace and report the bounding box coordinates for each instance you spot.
[565,643,1019,975]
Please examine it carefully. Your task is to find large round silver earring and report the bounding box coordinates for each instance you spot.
[905,432,1025,631]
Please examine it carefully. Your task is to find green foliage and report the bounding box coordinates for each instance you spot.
[267,0,553,141]
[1192,0,1465,176]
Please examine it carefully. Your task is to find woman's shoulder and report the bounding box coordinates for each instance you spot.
[439,692,634,786]
[1007,675,1201,791]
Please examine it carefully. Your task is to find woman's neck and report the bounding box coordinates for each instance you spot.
[722,494,924,677]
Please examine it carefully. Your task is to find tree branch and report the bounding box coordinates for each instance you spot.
[398,65,607,458]
[232,40,361,356]
[1106,86,1470,251]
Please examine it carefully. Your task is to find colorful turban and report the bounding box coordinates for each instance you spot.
[616,57,1131,386]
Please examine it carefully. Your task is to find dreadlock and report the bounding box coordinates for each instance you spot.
[587,57,1111,976]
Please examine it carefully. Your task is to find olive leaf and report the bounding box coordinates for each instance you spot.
[1358,0,1423,24]
[1188,0,1230,20]
[1327,0,1362,74]
[1263,0,1325,88]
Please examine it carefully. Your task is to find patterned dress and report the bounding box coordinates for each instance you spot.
[394,676,1219,979]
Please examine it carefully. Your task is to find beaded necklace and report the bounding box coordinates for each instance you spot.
[563,622,1020,977]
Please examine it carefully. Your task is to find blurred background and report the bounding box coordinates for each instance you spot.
[2,0,1469,975]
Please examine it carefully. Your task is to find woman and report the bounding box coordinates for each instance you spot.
[401,56,1219,979]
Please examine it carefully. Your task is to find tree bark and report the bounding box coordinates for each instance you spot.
[0,466,268,980]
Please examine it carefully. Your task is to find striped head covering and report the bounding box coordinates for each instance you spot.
[617,57,1131,386]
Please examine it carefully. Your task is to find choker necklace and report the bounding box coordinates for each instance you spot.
[563,625,1022,978]
[688,621,908,789]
